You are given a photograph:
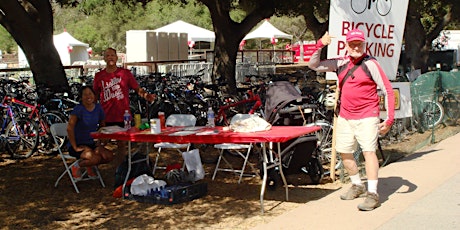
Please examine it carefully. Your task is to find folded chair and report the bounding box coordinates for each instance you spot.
[212,114,258,184]
[153,114,197,175]
[51,123,105,193]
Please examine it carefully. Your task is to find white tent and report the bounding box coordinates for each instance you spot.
[18,31,90,67]
[243,20,293,40]
[153,20,215,42]
[53,31,90,66]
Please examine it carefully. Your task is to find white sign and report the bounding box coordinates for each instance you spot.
[326,0,409,80]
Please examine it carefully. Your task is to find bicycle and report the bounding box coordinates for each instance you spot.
[321,138,389,180]
[419,100,443,129]
[198,82,265,164]
[215,88,264,126]
[437,88,459,126]
[1,97,39,159]
[306,116,390,179]
[351,0,392,16]
[7,95,67,154]
[418,74,459,130]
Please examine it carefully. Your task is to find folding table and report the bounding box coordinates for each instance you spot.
[92,125,320,213]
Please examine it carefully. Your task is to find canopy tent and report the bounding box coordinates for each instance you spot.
[243,20,293,41]
[18,31,90,67]
[153,20,215,42]
[53,31,90,66]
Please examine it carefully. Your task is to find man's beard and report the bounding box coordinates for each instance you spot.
[349,52,363,58]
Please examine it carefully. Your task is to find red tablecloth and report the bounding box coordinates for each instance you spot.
[91,126,320,144]
[92,125,321,213]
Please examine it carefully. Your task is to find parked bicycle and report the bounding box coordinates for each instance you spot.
[417,73,459,130]
[1,97,39,159]
[7,95,67,155]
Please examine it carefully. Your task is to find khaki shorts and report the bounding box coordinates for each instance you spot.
[335,116,379,153]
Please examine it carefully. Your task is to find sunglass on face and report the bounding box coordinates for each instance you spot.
[347,41,365,48]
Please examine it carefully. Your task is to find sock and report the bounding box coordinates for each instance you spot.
[367,180,378,194]
[350,174,362,185]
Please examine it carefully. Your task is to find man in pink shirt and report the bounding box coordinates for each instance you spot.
[308,29,395,211]
[93,48,155,163]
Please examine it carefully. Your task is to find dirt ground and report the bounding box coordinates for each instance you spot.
[0,123,459,229]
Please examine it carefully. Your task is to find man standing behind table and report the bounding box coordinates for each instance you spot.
[308,29,395,211]
[93,47,156,162]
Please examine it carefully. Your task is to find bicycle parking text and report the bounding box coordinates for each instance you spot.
[337,21,396,58]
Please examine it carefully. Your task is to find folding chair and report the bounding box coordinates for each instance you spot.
[51,123,105,193]
[153,114,197,175]
[212,114,258,184]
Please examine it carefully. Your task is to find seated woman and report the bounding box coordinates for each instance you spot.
[67,86,113,179]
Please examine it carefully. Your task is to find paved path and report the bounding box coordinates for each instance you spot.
[252,132,460,229]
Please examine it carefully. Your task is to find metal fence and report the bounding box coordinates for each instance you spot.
[156,62,276,83]
[410,71,460,131]
[158,63,213,82]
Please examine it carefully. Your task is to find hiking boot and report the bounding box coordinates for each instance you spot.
[358,192,381,211]
[71,164,81,180]
[340,184,366,200]
[86,166,97,179]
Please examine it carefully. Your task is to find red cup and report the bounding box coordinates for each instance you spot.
[158,112,166,130]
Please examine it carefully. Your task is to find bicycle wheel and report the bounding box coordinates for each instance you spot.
[351,147,366,177]
[305,157,324,184]
[7,118,39,159]
[353,138,389,170]
[213,95,242,126]
[421,100,444,129]
[376,0,392,16]
[37,111,67,154]
[351,0,367,14]
[308,121,338,175]
[376,138,391,167]
[441,94,459,126]
[203,96,221,111]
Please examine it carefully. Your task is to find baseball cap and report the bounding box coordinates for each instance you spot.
[346,29,365,42]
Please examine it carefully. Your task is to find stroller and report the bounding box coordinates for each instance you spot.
[262,81,323,189]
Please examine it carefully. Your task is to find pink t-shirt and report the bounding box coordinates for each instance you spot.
[307,40,395,126]
[93,68,139,123]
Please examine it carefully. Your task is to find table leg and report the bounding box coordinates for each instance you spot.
[122,141,132,198]
[276,142,289,201]
[260,143,268,214]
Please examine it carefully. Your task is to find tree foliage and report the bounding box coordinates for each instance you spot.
[0,0,69,93]
[0,26,16,53]
[404,0,460,72]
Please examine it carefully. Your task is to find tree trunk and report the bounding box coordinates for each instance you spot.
[404,12,430,73]
[22,37,69,93]
[404,0,453,74]
[212,20,240,95]
[200,0,275,96]
[0,0,70,95]
[212,44,239,95]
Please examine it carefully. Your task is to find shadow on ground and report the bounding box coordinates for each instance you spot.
[0,123,458,229]
[0,151,339,229]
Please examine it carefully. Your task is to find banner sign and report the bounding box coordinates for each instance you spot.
[326,0,409,80]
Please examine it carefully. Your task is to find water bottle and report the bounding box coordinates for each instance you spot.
[207,107,215,127]
[123,110,131,129]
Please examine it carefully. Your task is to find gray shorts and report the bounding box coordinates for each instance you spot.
[335,116,379,153]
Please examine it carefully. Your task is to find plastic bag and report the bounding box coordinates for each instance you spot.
[230,116,272,132]
[181,149,205,181]
[130,174,167,196]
